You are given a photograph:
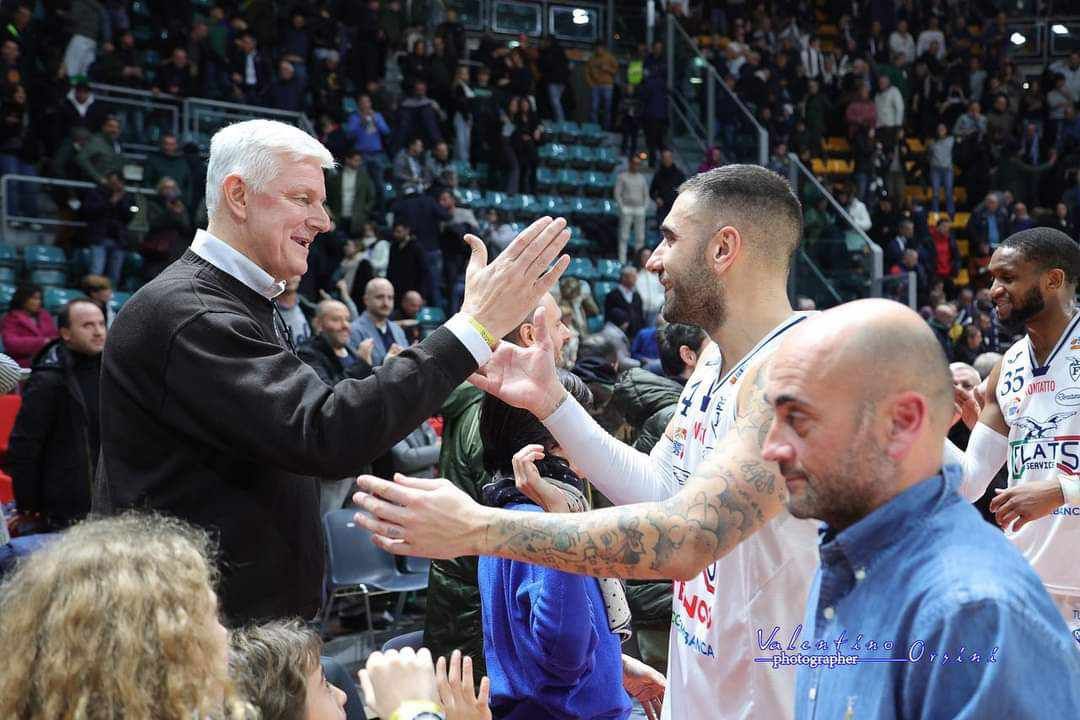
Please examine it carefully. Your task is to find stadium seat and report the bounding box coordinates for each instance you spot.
[452,160,477,185]
[579,122,605,145]
[823,137,850,154]
[43,287,86,313]
[594,146,619,171]
[30,269,68,288]
[538,143,568,166]
[596,259,622,281]
[558,168,582,193]
[591,280,617,306]
[109,291,133,313]
[568,145,592,169]
[416,306,446,327]
[0,268,14,284]
[0,283,14,309]
[587,315,604,334]
[567,196,590,215]
[537,166,560,191]
[565,257,597,280]
[0,244,17,269]
[24,244,67,270]
[559,121,582,143]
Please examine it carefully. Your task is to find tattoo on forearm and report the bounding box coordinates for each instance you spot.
[484,460,781,579]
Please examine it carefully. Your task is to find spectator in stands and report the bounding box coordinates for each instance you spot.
[1010,202,1035,234]
[0,84,39,217]
[393,137,426,196]
[896,248,930,306]
[8,298,105,530]
[80,170,133,286]
[635,247,664,327]
[845,81,876,138]
[482,208,516,255]
[229,621,350,720]
[275,276,312,347]
[916,16,946,60]
[928,303,957,360]
[927,123,956,217]
[62,0,107,79]
[697,145,724,174]
[346,94,391,206]
[888,18,916,67]
[229,31,271,104]
[1045,202,1078,242]
[953,324,984,366]
[851,127,878,203]
[267,60,305,113]
[924,216,961,292]
[76,115,123,186]
[399,80,445,148]
[970,193,1008,250]
[639,72,668,168]
[450,65,475,165]
[438,190,479,309]
[884,218,915,272]
[319,113,351,163]
[155,46,197,97]
[605,264,645,340]
[586,41,618,130]
[298,299,373,387]
[393,184,451,309]
[986,94,1016,146]
[598,306,639,372]
[511,100,541,195]
[615,155,648,264]
[80,273,115,328]
[0,515,245,720]
[539,35,569,124]
[350,278,407,367]
[874,75,904,149]
[840,181,873,233]
[559,277,599,339]
[1050,50,1080,101]
[424,140,457,191]
[142,176,194,280]
[144,134,194,207]
[56,79,106,145]
[952,101,987,142]
[326,149,375,238]
[0,285,55,368]
[386,221,428,309]
[650,149,685,226]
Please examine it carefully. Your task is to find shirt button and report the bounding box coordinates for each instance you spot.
[808,687,817,701]
[823,606,835,620]
[855,567,867,581]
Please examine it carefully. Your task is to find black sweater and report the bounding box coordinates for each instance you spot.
[94,250,476,624]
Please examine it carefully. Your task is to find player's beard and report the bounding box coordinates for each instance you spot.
[663,248,727,331]
[999,286,1046,335]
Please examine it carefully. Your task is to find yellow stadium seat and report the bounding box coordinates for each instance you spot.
[953,212,970,230]
[905,137,926,154]
[824,137,850,154]
[812,158,828,175]
[955,268,970,287]
[957,239,969,257]
[954,187,968,204]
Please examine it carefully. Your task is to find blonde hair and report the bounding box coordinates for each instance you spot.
[205,119,335,216]
[229,619,324,720]
[0,514,255,720]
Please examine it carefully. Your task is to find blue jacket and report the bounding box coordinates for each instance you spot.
[349,311,408,366]
[345,111,391,156]
[479,503,632,720]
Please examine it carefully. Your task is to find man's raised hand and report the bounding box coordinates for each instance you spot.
[459,217,571,339]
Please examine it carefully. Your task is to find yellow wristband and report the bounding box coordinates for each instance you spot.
[389,700,445,720]
[465,314,498,350]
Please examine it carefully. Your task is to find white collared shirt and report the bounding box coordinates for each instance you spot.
[188,229,492,365]
[190,229,286,300]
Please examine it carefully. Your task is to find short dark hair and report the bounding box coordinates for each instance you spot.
[657,323,707,377]
[677,164,803,271]
[344,148,362,159]
[229,620,323,720]
[57,298,101,329]
[480,369,592,476]
[10,283,41,313]
[1002,227,1080,285]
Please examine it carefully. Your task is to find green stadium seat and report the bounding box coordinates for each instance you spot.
[0,267,15,284]
[24,244,67,270]
[557,168,582,193]
[109,291,133,313]
[44,287,86,313]
[560,121,582,143]
[594,147,619,171]
[591,280,617,307]
[537,166,560,191]
[0,244,17,269]
[595,259,622,281]
[0,283,15,309]
[538,143,568,166]
[30,269,67,288]
[568,145,593,169]
[580,122,604,145]
[416,307,446,327]
[587,315,604,334]
[565,258,597,280]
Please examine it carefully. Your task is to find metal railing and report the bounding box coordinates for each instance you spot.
[1,175,158,242]
[183,97,316,151]
[666,15,767,166]
[89,83,182,154]
[787,153,883,305]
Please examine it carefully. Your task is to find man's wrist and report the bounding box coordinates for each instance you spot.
[389,700,445,720]
[1060,476,1080,506]
[535,386,569,421]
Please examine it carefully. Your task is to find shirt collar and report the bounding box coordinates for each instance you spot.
[189,229,286,300]
[820,464,962,571]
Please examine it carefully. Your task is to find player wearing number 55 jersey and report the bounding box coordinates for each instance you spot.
[949,228,1080,640]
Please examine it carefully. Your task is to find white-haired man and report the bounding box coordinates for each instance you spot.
[93,119,571,624]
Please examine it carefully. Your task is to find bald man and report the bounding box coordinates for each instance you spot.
[356,164,819,719]
[762,300,1080,718]
[297,300,374,386]
[350,278,408,366]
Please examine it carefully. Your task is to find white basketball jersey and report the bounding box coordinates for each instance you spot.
[996,314,1080,596]
[662,314,820,720]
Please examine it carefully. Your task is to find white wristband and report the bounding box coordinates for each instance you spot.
[1060,476,1080,506]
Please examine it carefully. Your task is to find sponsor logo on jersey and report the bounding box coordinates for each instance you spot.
[1071,357,1080,382]
[1027,378,1056,395]
[1005,396,1022,418]
[1010,412,1080,480]
[1051,506,1080,515]
[676,580,714,629]
[672,427,687,459]
[691,421,707,443]
[1071,337,1080,351]
[1056,389,1080,407]
[1007,349,1024,365]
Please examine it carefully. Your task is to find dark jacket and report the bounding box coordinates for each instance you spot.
[296,333,373,386]
[649,163,685,216]
[93,250,477,624]
[7,341,100,528]
[604,285,645,339]
[424,384,487,681]
[387,237,428,300]
[393,193,452,252]
[325,165,376,237]
[143,153,194,205]
[80,185,135,247]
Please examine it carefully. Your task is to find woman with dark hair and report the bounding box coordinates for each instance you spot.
[477,370,665,719]
[511,98,541,195]
[0,284,57,367]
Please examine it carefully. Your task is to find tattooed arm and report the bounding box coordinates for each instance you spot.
[354,359,786,580]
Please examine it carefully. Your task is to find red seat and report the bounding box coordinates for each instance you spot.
[0,469,11,504]
[0,394,21,455]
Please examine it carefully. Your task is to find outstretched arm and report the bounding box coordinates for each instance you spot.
[354,362,785,580]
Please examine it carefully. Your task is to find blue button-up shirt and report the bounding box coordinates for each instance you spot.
[793,466,1080,719]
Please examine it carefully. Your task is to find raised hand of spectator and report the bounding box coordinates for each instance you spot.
[622,655,666,720]
[512,444,571,513]
[387,343,404,359]
[357,338,375,365]
[436,650,492,720]
[458,217,571,340]
[358,647,438,719]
